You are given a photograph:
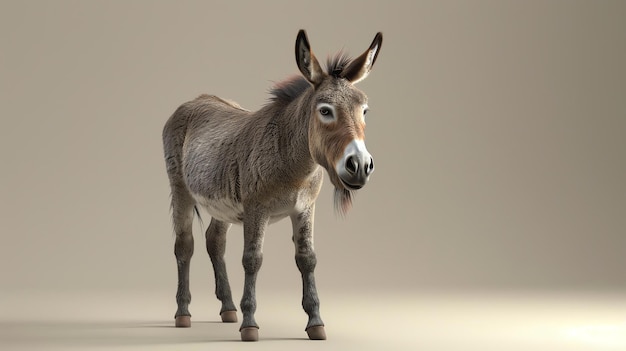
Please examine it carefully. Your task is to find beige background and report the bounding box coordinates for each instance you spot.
[1,0,625,350]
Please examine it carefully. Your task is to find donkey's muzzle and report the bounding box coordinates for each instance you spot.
[336,139,374,190]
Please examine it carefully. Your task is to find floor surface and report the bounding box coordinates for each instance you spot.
[1,290,625,350]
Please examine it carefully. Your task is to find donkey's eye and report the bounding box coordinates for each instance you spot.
[316,103,335,123]
[319,107,332,116]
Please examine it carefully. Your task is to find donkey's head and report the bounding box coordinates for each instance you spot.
[295,30,382,214]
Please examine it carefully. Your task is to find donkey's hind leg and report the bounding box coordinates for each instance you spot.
[170,185,196,327]
[206,218,238,323]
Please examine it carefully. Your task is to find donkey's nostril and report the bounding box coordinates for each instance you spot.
[346,156,358,175]
[365,157,374,176]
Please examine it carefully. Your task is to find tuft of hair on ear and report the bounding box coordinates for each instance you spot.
[325,51,352,78]
[333,187,354,217]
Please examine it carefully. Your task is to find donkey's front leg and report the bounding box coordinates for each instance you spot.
[239,210,269,342]
[291,205,326,340]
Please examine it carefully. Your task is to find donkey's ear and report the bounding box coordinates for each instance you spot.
[295,30,324,85]
[341,32,383,84]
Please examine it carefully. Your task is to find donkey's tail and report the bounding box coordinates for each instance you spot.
[194,205,203,228]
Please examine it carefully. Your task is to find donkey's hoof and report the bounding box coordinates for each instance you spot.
[220,311,238,323]
[240,327,259,342]
[175,316,191,328]
[306,325,326,340]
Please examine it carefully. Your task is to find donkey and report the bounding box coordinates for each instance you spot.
[162,30,382,341]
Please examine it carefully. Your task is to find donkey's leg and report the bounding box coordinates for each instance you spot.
[170,187,196,328]
[205,218,238,323]
[291,205,326,340]
[239,211,269,342]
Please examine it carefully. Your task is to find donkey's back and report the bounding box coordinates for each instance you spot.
[163,94,249,169]
[163,94,249,177]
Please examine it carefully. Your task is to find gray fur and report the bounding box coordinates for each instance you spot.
[162,29,382,339]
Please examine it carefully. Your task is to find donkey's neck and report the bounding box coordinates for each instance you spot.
[257,87,318,181]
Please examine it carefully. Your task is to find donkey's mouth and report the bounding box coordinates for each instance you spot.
[340,178,363,191]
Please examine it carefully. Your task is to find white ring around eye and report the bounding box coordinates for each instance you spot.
[316,103,336,124]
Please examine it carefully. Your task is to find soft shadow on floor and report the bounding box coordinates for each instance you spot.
[0,320,248,346]
[127,320,224,328]
[0,319,316,350]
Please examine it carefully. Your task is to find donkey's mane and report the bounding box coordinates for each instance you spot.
[269,75,311,103]
[269,52,353,103]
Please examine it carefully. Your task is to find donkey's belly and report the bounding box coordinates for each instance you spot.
[192,194,292,224]
[193,194,245,223]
